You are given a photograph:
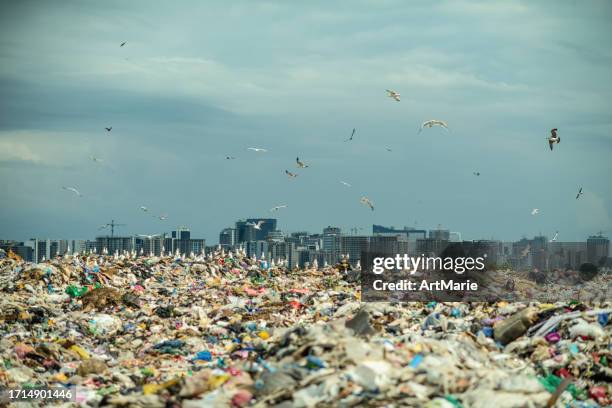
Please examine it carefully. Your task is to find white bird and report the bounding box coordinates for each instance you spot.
[270,205,287,212]
[247,220,265,230]
[98,224,108,231]
[138,234,161,239]
[419,120,449,133]
[550,231,559,242]
[296,157,309,168]
[547,128,560,151]
[575,187,583,200]
[385,147,392,152]
[90,156,103,163]
[248,147,267,152]
[531,208,539,216]
[226,156,236,160]
[62,186,82,197]
[140,206,148,212]
[360,196,374,211]
[155,214,168,220]
[340,181,352,187]
[285,170,298,179]
[385,89,400,102]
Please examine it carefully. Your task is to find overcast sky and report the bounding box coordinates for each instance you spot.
[1,0,611,243]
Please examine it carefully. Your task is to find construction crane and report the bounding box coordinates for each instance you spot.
[98,219,126,237]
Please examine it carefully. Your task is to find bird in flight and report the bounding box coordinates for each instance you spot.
[270,205,287,212]
[138,234,161,240]
[226,156,236,160]
[576,187,583,200]
[385,89,400,102]
[139,206,148,212]
[62,186,82,197]
[340,180,352,187]
[90,156,103,163]
[520,244,531,258]
[247,220,265,230]
[98,224,109,231]
[419,120,449,133]
[547,128,560,151]
[473,171,480,176]
[248,147,267,152]
[120,42,126,47]
[360,196,375,211]
[285,170,298,179]
[296,157,309,168]
[531,208,539,216]
[550,231,559,242]
[385,147,392,152]
[345,128,356,142]
[105,127,112,132]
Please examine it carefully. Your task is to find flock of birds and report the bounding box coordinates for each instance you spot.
[58,42,586,241]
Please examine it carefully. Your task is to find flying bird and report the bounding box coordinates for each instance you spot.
[285,170,298,179]
[575,187,583,200]
[473,171,480,176]
[345,128,356,142]
[157,215,168,220]
[105,127,112,132]
[90,156,103,163]
[248,147,267,152]
[419,120,449,133]
[360,196,374,211]
[531,208,539,216]
[62,186,82,197]
[520,245,531,258]
[226,156,236,160]
[270,205,287,212]
[120,42,126,47]
[385,89,400,102]
[385,147,392,152]
[98,225,109,231]
[550,231,559,242]
[138,234,161,240]
[247,220,265,230]
[547,128,560,151]
[296,157,309,168]
[139,206,148,212]
[340,181,352,187]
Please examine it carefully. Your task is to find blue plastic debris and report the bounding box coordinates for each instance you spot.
[306,355,325,369]
[409,354,424,368]
[193,350,212,361]
[598,313,609,327]
[481,327,494,338]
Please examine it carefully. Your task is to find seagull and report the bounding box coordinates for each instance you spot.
[550,231,559,242]
[547,128,560,151]
[296,157,309,168]
[385,147,392,152]
[419,120,449,133]
[139,206,148,212]
[90,156,103,163]
[156,214,168,220]
[576,187,583,200]
[285,170,298,179]
[473,171,480,176]
[360,196,374,211]
[138,234,161,240]
[385,89,400,102]
[345,128,356,142]
[270,205,287,212]
[531,208,539,216]
[62,186,82,197]
[225,156,236,160]
[98,224,108,231]
[105,127,112,132]
[521,244,531,258]
[247,220,265,230]
[120,42,126,47]
[248,147,267,152]
[340,181,352,187]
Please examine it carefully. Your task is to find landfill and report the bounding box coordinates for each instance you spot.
[0,248,610,407]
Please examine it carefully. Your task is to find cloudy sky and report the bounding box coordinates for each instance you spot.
[1,0,611,243]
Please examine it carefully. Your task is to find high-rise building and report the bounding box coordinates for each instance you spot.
[219,228,236,248]
[266,230,284,242]
[323,226,341,265]
[372,225,426,241]
[429,229,450,241]
[96,236,134,254]
[587,234,610,266]
[341,236,370,266]
[235,220,256,243]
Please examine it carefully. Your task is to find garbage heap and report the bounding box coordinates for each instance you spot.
[0,251,610,407]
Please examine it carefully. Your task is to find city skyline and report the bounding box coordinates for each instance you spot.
[1,1,611,243]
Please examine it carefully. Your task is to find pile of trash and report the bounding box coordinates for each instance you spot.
[0,250,610,407]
